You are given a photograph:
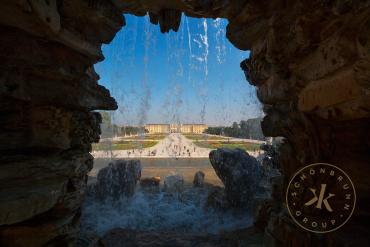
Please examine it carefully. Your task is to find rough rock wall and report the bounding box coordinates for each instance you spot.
[0,1,123,246]
[0,0,369,246]
[231,1,370,245]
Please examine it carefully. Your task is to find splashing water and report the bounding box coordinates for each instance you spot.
[82,187,252,236]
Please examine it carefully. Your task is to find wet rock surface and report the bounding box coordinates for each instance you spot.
[163,174,185,193]
[209,148,263,208]
[88,160,141,200]
[193,171,205,187]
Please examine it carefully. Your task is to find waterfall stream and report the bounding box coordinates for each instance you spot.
[89,14,263,237]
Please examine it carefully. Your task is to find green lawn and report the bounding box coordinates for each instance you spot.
[122,134,167,140]
[93,140,158,151]
[183,134,228,140]
[194,141,260,152]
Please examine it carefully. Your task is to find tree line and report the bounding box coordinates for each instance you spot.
[99,111,148,138]
[204,118,264,140]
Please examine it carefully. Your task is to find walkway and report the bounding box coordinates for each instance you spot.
[92,133,262,159]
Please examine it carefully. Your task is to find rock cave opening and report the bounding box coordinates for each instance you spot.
[82,14,274,241]
[0,1,369,247]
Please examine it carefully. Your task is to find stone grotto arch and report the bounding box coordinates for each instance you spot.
[0,0,369,246]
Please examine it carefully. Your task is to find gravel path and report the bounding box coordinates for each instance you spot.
[92,133,213,158]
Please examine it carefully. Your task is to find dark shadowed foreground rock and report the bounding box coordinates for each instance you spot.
[209,148,262,207]
[89,160,141,200]
[97,228,224,247]
[96,228,264,247]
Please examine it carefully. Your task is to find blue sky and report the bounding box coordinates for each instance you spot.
[95,15,262,126]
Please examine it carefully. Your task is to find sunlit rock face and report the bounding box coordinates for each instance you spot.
[209,148,262,207]
[0,0,369,246]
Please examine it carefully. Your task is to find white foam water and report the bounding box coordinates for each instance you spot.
[82,187,252,236]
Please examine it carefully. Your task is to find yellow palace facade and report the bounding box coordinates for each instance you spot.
[145,124,207,134]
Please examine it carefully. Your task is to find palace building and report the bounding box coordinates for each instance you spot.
[145,124,207,134]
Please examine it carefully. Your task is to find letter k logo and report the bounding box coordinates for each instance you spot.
[305,184,335,212]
